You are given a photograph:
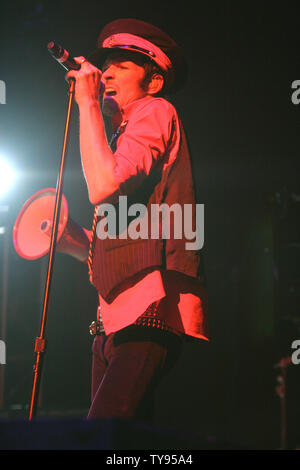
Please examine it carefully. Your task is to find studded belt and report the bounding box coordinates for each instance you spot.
[89,301,181,336]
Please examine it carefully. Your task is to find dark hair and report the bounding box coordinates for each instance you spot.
[140,60,166,96]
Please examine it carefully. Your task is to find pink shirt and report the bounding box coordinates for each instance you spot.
[98,96,209,341]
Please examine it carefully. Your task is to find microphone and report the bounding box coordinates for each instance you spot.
[47,41,81,71]
[47,41,105,95]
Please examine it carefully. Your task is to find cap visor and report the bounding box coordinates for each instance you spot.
[87,48,112,69]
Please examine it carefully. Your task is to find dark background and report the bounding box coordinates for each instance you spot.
[0,0,299,449]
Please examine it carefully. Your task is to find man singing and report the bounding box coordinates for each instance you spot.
[67,18,209,421]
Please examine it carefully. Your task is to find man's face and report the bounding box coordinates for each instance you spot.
[101,53,148,112]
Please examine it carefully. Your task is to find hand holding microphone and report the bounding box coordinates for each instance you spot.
[47,41,103,104]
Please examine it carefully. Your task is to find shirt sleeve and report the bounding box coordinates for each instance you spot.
[113,98,177,196]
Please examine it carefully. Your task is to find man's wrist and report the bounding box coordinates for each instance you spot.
[77,97,101,110]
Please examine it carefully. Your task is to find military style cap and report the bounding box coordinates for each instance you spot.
[88,18,187,93]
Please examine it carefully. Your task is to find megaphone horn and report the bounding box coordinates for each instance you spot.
[13,188,90,262]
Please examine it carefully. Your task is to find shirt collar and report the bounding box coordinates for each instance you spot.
[121,95,154,121]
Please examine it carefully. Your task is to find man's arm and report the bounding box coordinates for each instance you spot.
[67,57,176,203]
[67,58,119,204]
[78,98,120,203]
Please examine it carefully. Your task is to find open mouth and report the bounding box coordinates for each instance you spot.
[105,88,117,97]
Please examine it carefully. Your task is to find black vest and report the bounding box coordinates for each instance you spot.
[91,119,202,302]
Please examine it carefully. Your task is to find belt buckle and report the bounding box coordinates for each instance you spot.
[89,320,102,336]
[89,305,105,336]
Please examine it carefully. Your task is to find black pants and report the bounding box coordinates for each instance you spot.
[88,326,183,422]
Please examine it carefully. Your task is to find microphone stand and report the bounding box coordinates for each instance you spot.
[28,78,76,420]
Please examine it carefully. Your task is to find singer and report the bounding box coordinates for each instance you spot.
[67,18,209,421]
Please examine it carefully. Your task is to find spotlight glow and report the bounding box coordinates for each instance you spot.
[0,158,16,197]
